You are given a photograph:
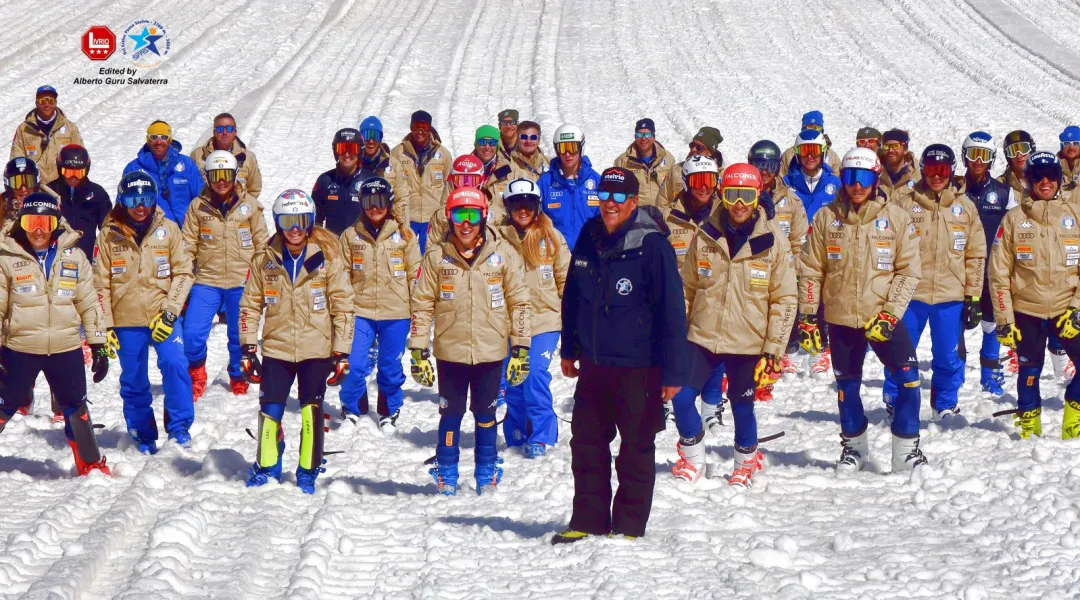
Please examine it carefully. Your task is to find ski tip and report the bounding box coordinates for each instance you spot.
[992,409,1019,417]
[423,455,437,465]
[759,431,786,443]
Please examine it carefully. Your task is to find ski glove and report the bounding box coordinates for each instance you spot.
[327,352,350,386]
[410,348,435,387]
[90,344,109,383]
[505,345,530,386]
[105,328,121,359]
[961,296,981,331]
[798,314,824,354]
[996,323,1022,349]
[754,353,783,386]
[864,311,899,343]
[240,344,262,384]
[1057,308,1080,340]
[149,310,177,343]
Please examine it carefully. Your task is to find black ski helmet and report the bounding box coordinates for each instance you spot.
[57,144,91,173]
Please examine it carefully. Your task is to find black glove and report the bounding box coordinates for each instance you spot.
[326,352,350,386]
[90,344,109,383]
[961,296,981,331]
[240,344,262,384]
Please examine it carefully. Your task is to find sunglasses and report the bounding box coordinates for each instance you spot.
[635,132,654,139]
[36,97,56,106]
[856,138,880,148]
[214,125,236,134]
[1063,141,1080,149]
[476,138,498,147]
[519,133,539,141]
[60,167,87,180]
[147,134,171,142]
[722,187,759,208]
[500,120,518,127]
[275,213,312,232]
[335,141,360,156]
[6,174,36,190]
[883,142,906,152]
[964,147,993,164]
[556,141,580,155]
[20,214,56,233]
[1004,141,1032,158]
[597,191,635,203]
[361,129,382,142]
[796,144,823,158]
[207,169,236,184]
[411,123,431,132]
[689,142,709,154]
[922,163,953,179]
[803,124,823,132]
[686,172,718,190]
[449,206,484,225]
[840,168,879,188]
[360,192,391,211]
[452,174,484,188]
[504,197,540,213]
[750,159,780,175]
[119,192,156,209]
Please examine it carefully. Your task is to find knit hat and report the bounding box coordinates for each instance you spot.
[475,125,500,142]
[410,110,432,124]
[635,118,655,133]
[883,129,910,145]
[598,167,639,197]
[358,116,383,136]
[692,126,723,155]
[802,111,824,129]
[146,121,172,140]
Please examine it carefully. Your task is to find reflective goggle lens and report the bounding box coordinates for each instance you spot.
[749,159,780,175]
[60,167,87,180]
[635,132,654,139]
[360,129,382,142]
[411,123,431,132]
[555,141,581,155]
[449,206,483,225]
[214,125,236,133]
[721,187,759,207]
[883,142,906,152]
[796,144,822,158]
[207,169,236,184]
[519,134,539,141]
[504,196,540,213]
[856,138,879,148]
[360,192,391,211]
[964,147,993,164]
[1005,141,1032,158]
[453,174,484,188]
[476,138,498,147]
[19,214,56,232]
[597,191,634,203]
[840,168,879,188]
[6,174,36,190]
[36,97,56,106]
[922,163,953,179]
[276,213,312,232]
[686,172,718,189]
[119,192,156,208]
[1028,165,1061,183]
[334,141,360,156]
[803,124,823,132]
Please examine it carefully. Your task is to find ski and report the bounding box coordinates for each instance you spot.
[759,431,785,444]
[992,408,1019,417]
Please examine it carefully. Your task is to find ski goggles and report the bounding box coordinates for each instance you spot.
[275,213,312,232]
[963,146,994,164]
[555,141,581,156]
[334,141,360,156]
[448,206,484,225]
[503,195,540,213]
[803,124,823,132]
[19,214,56,233]
[722,187,759,208]
[1027,164,1061,183]
[1004,141,1032,158]
[635,132,654,139]
[411,123,431,132]
[452,173,484,188]
[476,138,498,147]
[840,168,879,188]
[36,97,56,106]
[147,134,171,142]
[360,191,391,210]
[6,174,37,190]
[796,144,823,158]
[856,138,880,149]
[921,163,953,179]
[60,167,87,180]
[597,191,635,203]
[119,191,156,209]
[206,169,236,184]
[214,125,236,134]
[519,133,539,141]
[685,172,718,190]
[749,159,780,175]
[360,129,382,142]
[882,142,906,152]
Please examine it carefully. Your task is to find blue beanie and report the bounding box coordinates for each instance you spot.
[1060,126,1080,144]
[802,110,824,129]
[359,116,383,135]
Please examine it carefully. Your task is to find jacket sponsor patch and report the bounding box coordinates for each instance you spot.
[827,246,842,260]
[1016,245,1033,260]
[697,260,712,277]
[15,273,33,283]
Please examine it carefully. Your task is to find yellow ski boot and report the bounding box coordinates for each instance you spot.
[1063,401,1080,440]
[1015,407,1042,439]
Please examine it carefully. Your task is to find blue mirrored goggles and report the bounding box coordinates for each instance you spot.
[840,168,879,188]
[214,125,236,134]
[119,192,156,209]
[597,191,636,203]
[361,129,382,142]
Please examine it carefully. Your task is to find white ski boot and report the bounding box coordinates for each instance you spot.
[837,431,869,473]
[729,446,764,488]
[672,435,706,482]
[1051,350,1075,382]
[891,434,928,472]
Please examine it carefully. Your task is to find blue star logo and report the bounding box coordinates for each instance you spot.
[128,26,164,56]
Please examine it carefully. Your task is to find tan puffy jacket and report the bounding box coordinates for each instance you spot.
[508,149,549,181]
[903,183,986,304]
[9,109,83,184]
[408,236,531,364]
[426,189,505,249]
[878,161,920,206]
[190,138,264,199]
[778,145,841,181]
[0,227,105,354]
[998,169,1029,197]
[391,137,454,224]
[989,194,1080,325]
[1062,155,1080,186]
[340,219,421,321]
[682,209,798,357]
[800,191,921,327]
[496,222,570,335]
[94,208,193,328]
[613,142,677,207]
[770,187,810,257]
[181,191,269,289]
[661,192,716,270]
[240,235,354,361]
[655,159,685,211]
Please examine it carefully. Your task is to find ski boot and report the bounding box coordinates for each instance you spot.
[672,432,706,482]
[376,392,398,433]
[475,457,504,496]
[931,406,960,422]
[189,364,207,402]
[811,349,832,380]
[729,446,763,488]
[230,377,249,396]
[295,404,327,494]
[702,400,725,435]
[525,442,547,459]
[340,405,361,426]
[1051,350,1073,382]
[980,365,1005,397]
[663,402,675,423]
[755,384,773,402]
[66,406,111,476]
[429,460,459,496]
[0,411,9,434]
[1015,407,1042,439]
[1005,349,1019,374]
[1063,400,1080,440]
[551,530,591,545]
[169,428,192,448]
[891,435,928,471]
[837,430,869,473]
[246,411,285,487]
[781,352,800,382]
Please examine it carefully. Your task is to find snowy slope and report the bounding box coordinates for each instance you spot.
[2,1,1080,598]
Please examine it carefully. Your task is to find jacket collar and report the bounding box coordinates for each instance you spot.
[700,206,773,260]
[835,189,888,225]
[268,236,325,286]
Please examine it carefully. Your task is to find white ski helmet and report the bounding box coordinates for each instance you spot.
[553,123,585,148]
[794,129,827,149]
[272,189,316,234]
[502,178,541,204]
[841,147,882,174]
[961,131,996,165]
[203,149,237,173]
[682,155,719,178]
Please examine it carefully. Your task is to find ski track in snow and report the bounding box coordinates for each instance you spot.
[2,1,1080,597]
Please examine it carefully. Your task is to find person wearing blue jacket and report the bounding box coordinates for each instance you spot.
[537,123,601,251]
[781,129,841,222]
[554,167,687,544]
[122,121,203,226]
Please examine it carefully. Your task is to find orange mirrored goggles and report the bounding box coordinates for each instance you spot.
[36,96,56,106]
[796,144,823,158]
[334,141,360,156]
[60,167,87,180]
[20,214,57,233]
[721,187,759,208]
[686,172,718,190]
[207,169,236,184]
[856,138,879,148]
[555,141,581,155]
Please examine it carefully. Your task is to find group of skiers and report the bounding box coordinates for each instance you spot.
[0,86,1076,520]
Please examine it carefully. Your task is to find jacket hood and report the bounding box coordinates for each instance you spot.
[548,155,596,183]
[593,204,669,256]
[786,164,839,195]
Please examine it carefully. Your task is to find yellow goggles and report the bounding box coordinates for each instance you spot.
[555,141,581,156]
[207,169,236,184]
[722,187,759,208]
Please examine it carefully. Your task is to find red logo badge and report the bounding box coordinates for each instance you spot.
[82,26,116,61]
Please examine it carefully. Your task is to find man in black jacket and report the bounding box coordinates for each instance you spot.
[45,144,111,262]
[554,166,687,544]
